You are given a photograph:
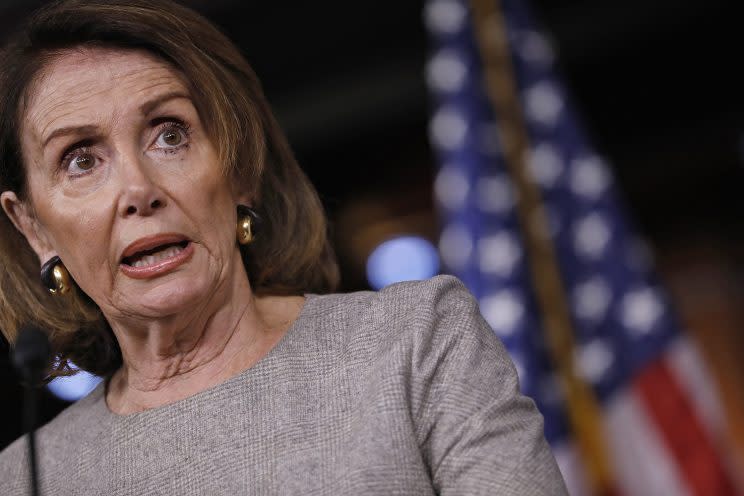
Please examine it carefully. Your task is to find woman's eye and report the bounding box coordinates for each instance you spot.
[62,150,97,176]
[161,129,182,146]
[74,155,95,170]
[154,124,189,149]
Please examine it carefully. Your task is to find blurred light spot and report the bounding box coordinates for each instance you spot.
[525,81,563,127]
[570,155,610,198]
[573,213,610,259]
[576,339,614,384]
[435,166,470,210]
[480,289,524,337]
[529,142,563,188]
[478,231,521,276]
[620,287,664,335]
[476,175,515,213]
[439,223,473,270]
[573,276,612,322]
[366,236,439,290]
[426,49,468,93]
[47,363,103,402]
[429,106,468,150]
[423,0,467,34]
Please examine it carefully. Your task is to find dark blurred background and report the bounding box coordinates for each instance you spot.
[1,0,742,456]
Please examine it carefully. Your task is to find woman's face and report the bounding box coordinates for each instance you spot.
[1,48,248,321]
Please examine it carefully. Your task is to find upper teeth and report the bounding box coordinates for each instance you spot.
[130,245,184,268]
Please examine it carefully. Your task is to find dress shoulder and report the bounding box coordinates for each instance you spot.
[306,274,482,348]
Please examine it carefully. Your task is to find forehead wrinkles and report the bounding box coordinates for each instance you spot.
[23,51,187,142]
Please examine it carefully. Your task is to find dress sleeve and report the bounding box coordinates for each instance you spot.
[412,276,568,495]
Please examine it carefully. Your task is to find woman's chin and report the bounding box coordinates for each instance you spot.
[116,274,216,319]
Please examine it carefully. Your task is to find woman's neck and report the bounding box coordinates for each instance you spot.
[104,276,305,415]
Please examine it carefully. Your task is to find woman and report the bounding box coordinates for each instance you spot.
[0,1,567,494]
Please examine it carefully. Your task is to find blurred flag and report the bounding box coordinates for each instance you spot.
[425,0,743,494]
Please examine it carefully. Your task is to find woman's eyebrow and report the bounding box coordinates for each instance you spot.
[42,124,99,149]
[139,91,191,116]
[41,92,192,149]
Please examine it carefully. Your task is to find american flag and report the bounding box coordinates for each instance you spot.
[425,0,742,494]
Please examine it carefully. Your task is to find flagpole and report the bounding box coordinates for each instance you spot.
[468,1,616,493]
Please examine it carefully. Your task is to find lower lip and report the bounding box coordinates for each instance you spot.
[119,242,195,280]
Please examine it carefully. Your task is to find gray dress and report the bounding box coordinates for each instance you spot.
[0,275,568,495]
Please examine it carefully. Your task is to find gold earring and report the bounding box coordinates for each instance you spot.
[236,205,261,245]
[40,256,72,296]
[237,215,254,245]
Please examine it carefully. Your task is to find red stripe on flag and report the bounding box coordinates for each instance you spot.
[633,357,738,496]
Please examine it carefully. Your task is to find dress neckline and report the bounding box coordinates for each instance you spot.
[86,292,319,421]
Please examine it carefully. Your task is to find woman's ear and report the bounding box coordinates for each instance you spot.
[1,191,57,264]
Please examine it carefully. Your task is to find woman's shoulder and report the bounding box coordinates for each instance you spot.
[313,274,476,322]
[302,274,492,361]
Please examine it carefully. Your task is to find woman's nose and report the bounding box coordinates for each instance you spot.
[117,159,167,217]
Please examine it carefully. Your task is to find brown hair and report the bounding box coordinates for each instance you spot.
[0,0,339,377]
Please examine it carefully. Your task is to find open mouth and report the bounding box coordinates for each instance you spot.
[121,240,190,268]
